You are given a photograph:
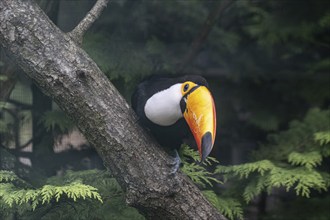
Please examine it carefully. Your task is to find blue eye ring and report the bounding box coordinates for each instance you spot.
[183,83,189,92]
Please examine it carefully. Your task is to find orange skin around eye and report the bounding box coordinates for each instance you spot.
[181,83,216,160]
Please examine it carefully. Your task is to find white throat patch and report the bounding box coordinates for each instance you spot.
[144,83,183,126]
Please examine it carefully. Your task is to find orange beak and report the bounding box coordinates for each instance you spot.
[183,86,216,161]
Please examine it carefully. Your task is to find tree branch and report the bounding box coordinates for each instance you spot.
[68,0,110,44]
[7,99,32,110]
[177,0,233,72]
[0,0,226,219]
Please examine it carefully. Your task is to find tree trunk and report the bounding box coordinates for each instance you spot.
[0,0,226,219]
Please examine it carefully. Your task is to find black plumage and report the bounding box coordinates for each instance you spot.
[131,74,208,150]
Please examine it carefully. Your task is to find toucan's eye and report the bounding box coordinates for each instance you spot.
[183,84,189,92]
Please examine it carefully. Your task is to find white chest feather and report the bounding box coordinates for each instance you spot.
[144,84,183,126]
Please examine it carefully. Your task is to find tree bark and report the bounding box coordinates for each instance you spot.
[0,0,226,219]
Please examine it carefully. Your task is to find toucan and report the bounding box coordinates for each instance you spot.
[131,75,216,166]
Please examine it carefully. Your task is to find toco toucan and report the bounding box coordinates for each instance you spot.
[131,75,216,167]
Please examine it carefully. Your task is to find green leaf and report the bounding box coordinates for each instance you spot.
[0,172,104,212]
[268,167,327,198]
[0,75,8,81]
[0,170,17,182]
[314,131,330,146]
[203,190,243,220]
[180,144,221,187]
[288,151,322,169]
[41,110,74,133]
[216,160,275,179]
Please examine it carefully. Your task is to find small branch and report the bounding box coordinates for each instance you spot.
[5,149,33,158]
[19,137,34,149]
[177,0,233,72]
[7,99,33,109]
[68,0,110,44]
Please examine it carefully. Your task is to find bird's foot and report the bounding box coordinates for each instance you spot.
[167,149,181,175]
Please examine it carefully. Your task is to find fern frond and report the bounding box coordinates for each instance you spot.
[0,170,18,182]
[181,163,220,188]
[218,160,328,202]
[315,131,330,157]
[216,160,274,179]
[41,185,54,204]
[252,109,330,161]
[288,151,322,169]
[269,166,327,198]
[243,174,269,203]
[180,144,219,165]
[41,110,74,133]
[180,144,221,187]
[0,170,31,188]
[0,183,16,207]
[203,190,243,220]
[0,180,103,211]
[314,131,330,146]
[320,172,330,188]
[180,144,201,162]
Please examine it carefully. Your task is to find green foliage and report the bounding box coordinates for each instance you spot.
[253,108,330,161]
[2,0,330,219]
[0,170,19,182]
[315,131,330,157]
[175,109,329,219]
[217,160,274,180]
[180,145,244,220]
[288,151,322,170]
[180,144,221,188]
[41,110,74,133]
[42,182,102,203]
[37,170,143,220]
[217,162,327,201]
[314,131,330,146]
[216,108,330,204]
[0,169,144,220]
[203,190,243,220]
[0,170,102,211]
[0,75,8,81]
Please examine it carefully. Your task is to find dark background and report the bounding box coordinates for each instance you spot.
[1,0,329,219]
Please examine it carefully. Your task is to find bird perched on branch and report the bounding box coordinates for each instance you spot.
[131,75,216,171]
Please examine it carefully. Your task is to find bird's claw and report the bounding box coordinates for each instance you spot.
[167,150,181,175]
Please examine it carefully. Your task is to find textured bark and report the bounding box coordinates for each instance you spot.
[0,0,226,219]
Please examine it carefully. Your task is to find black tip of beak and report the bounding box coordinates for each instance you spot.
[201,132,213,162]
